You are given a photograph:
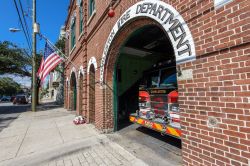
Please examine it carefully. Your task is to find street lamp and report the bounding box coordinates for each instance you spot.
[9,28,21,32]
[10,0,39,112]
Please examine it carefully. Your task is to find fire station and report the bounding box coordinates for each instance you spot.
[64,0,250,165]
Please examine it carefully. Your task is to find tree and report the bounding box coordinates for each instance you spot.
[55,37,65,54]
[0,77,22,96]
[54,37,65,105]
[0,41,32,77]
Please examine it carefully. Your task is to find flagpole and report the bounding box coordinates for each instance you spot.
[38,33,115,93]
[39,33,79,70]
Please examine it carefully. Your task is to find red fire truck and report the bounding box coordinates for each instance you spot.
[129,62,181,138]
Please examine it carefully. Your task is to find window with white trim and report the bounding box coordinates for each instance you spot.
[70,16,76,50]
[89,0,95,17]
[79,0,83,34]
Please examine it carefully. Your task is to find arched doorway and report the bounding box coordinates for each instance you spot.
[114,24,176,130]
[88,64,95,124]
[100,0,196,132]
[70,72,77,111]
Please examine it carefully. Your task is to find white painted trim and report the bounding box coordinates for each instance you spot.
[99,0,196,84]
[69,67,78,87]
[70,11,77,25]
[87,56,97,74]
[78,65,85,78]
[214,0,233,9]
[70,67,77,79]
[78,32,84,41]
[87,10,96,26]
[70,45,76,55]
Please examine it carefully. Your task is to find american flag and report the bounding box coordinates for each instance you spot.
[37,42,63,84]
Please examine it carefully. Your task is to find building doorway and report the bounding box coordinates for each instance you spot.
[70,72,77,111]
[114,24,177,130]
[107,22,182,166]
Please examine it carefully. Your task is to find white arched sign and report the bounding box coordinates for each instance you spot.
[100,0,196,84]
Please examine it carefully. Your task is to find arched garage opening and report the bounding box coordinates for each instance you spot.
[100,1,196,164]
[70,72,77,111]
[102,18,183,165]
[114,24,177,130]
[100,0,196,132]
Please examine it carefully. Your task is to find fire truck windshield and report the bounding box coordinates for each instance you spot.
[140,66,177,89]
[159,71,177,88]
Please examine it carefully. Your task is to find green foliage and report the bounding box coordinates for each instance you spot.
[36,53,43,71]
[54,37,65,73]
[54,37,65,105]
[0,77,22,96]
[0,41,32,77]
[55,37,65,54]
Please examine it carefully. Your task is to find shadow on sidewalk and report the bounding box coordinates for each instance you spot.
[36,101,63,111]
[0,104,31,115]
[0,104,31,132]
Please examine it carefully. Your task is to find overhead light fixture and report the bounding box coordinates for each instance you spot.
[121,47,152,57]
[144,41,159,49]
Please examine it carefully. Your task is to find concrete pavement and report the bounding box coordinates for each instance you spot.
[0,102,147,166]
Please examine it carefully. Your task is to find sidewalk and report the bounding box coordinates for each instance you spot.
[0,102,147,166]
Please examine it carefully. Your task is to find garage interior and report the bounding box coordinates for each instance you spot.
[115,24,177,130]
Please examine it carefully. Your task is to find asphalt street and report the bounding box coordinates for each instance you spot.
[0,102,30,132]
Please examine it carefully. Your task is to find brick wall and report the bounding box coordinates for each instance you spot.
[64,0,250,165]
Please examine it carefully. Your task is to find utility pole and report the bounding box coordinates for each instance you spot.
[31,0,37,112]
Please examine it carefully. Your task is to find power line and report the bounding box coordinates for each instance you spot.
[18,0,32,48]
[13,0,32,53]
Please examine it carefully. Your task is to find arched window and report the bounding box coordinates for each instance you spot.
[89,0,95,17]
[70,13,76,50]
[79,0,83,34]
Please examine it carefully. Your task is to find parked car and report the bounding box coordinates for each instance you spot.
[10,96,16,102]
[0,96,11,102]
[13,95,28,104]
[28,96,31,103]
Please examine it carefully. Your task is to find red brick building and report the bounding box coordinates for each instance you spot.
[64,0,250,165]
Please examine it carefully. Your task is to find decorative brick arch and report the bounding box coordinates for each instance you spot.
[87,57,97,74]
[78,65,85,116]
[88,62,96,124]
[100,0,196,84]
[98,0,197,132]
[78,65,85,78]
[69,67,77,111]
[69,67,77,87]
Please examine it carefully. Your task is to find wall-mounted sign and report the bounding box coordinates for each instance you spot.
[52,82,59,87]
[100,0,196,84]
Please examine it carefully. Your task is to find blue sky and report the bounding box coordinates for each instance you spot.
[0,0,69,87]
